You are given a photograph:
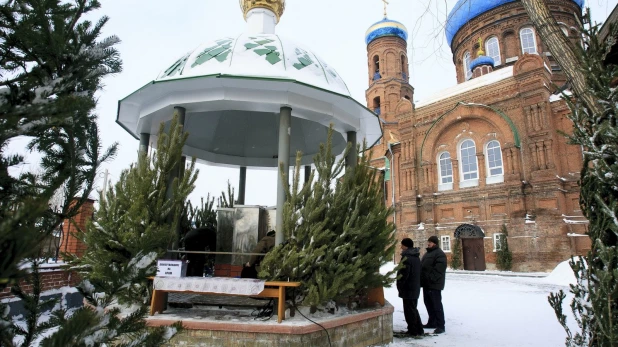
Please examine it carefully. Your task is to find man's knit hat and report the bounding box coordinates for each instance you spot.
[401,238,414,248]
[428,235,439,245]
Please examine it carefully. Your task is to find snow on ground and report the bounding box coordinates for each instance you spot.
[384,260,577,347]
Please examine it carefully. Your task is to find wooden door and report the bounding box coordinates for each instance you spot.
[462,238,486,271]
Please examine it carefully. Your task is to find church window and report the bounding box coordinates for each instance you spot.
[373,96,381,115]
[438,152,453,191]
[486,140,504,184]
[485,37,501,66]
[493,233,505,251]
[441,236,451,252]
[463,51,472,80]
[373,55,381,81]
[520,27,537,54]
[459,139,479,188]
[401,54,407,80]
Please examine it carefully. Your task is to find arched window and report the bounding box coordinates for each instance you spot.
[459,139,479,187]
[438,152,453,191]
[373,55,381,81]
[485,37,501,66]
[520,27,537,54]
[373,96,381,115]
[485,140,504,184]
[463,51,472,80]
[401,54,407,80]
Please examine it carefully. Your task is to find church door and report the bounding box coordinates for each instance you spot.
[455,224,487,271]
[461,238,486,271]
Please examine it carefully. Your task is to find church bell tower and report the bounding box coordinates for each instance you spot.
[365,12,413,147]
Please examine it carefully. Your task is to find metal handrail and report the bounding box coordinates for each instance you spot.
[166,250,267,256]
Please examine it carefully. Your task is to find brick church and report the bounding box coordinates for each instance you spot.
[365,0,590,272]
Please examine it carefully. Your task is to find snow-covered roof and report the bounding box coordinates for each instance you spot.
[155,33,350,97]
[416,66,513,108]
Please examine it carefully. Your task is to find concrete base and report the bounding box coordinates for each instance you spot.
[148,301,394,347]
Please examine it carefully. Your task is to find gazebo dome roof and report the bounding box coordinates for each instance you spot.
[155,33,350,97]
[445,0,584,47]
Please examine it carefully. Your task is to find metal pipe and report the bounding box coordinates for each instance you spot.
[275,106,292,246]
[387,143,396,226]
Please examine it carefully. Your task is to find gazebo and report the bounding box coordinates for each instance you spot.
[116,0,382,245]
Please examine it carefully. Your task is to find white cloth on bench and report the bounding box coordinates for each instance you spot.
[153,277,265,296]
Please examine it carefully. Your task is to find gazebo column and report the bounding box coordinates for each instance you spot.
[139,133,150,156]
[304,166,311,183]
[238,167,246,205]
[275,106,292,246]
[346,131,357,169]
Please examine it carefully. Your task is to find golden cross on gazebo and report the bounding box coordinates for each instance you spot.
[382,0,389,18]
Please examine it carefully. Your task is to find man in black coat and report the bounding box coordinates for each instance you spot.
[421,235,447,334]
[397,238,424,336]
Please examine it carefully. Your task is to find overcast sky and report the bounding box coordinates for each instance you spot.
[9,0,618,207]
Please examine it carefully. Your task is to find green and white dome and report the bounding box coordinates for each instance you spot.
[156,33,350,97]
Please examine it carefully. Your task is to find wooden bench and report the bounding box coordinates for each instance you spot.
[149,279,301,323]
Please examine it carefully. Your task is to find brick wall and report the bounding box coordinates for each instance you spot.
[157,303,394,347]
[0,267,80,299]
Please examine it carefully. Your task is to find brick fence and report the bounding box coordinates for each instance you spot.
[0,265,80,299]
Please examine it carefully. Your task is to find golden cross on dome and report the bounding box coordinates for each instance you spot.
[382,0,389,18]
[477,36,485,56]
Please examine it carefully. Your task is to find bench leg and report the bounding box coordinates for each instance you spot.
[150,289,165,315]
[277,286,286,323]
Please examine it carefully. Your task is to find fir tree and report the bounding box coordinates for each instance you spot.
[0,0,121,290]
[68,115,197,304]
[495,224,512,271]
[450,238,462,270]
[260,127,397,311]
[548,16,618,346]
[218,180,236,208]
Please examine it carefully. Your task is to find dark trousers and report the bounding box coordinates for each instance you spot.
[423,288,445,330]
[402,299,424,335]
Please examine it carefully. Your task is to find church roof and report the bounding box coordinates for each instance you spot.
[155,33,350,97]
[416,66,513,108]
[365,18,408,45]
[445,0,584,47]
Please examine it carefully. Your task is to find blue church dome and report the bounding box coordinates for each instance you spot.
[365,17,408,45]
[469,56,495,71]
[445,0,584,47]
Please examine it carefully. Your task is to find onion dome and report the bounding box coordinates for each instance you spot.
[469,56,495,71]
[365,17,408,45]
[445,0,584,47]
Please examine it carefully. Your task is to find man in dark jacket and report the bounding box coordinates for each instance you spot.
[421,235,447,334]
[184,226,217,277]
[397,238,424,336]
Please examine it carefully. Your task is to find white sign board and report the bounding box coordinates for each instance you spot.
[156,260,186,278]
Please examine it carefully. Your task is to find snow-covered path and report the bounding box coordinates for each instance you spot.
[385,268,574,347]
